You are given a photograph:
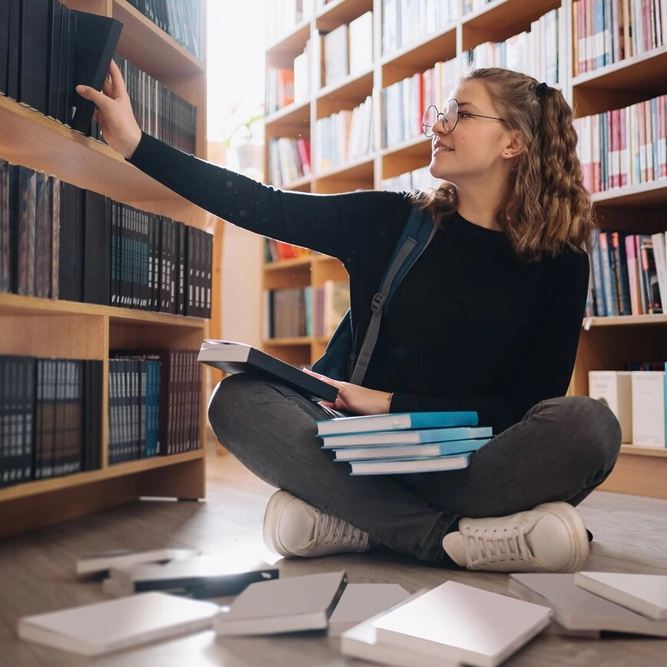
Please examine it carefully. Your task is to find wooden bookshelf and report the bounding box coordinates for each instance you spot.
[0,0,215,538]
[262,0,667,498]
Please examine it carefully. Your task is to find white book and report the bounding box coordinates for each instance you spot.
[333,438,489,461]
[574,572,667,621]
[372,581,551,667]
[75,548,199,576]
[340,589,456,666]
[631,371,666,447]
[509,573,667,636]
[349,453,471,475]
[348,11,374,75]
[328,583,410,636]
[17,592,218,656]
[316,411,479,436]
[214,571,347,636]
[588,371,632,443]
[321,425,492,448]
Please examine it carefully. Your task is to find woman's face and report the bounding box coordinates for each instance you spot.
[428,79,516,186]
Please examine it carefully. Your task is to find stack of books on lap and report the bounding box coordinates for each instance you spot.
[316,411,492,475]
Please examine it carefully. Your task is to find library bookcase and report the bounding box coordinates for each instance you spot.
[0,0,214,538]
[263,0,667,499]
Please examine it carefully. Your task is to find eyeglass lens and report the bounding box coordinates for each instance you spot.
[421,101,459,137]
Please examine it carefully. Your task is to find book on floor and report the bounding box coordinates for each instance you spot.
[102,554,279,599]
[340,589,455,667]
[321,425,492,448]
[371,581,551,667]
[332,437,490,462]
[75,548,200,577]
[197,339,338,402]
[574,572,667,621]
[17,592,218,656]
[327,583,410,637]
[214,571,347,636]
[349,453,471,475]
[508,573,667,637]
[316,411,479,436]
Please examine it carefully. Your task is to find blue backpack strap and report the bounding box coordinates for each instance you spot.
[350,206,437,385]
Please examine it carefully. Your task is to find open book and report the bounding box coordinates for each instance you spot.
[198,339,338,402]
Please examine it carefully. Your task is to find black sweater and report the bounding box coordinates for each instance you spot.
[130,133,590,434]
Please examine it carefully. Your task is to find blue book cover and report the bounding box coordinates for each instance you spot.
[316,411,479,437]
[349,453,471,476]
[333,437,491,462]
[321,426,492,448]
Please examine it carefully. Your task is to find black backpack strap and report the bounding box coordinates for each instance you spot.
[350,207,437,385]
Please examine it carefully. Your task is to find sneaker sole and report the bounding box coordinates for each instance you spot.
[262,490,296,557]
[535,501,590,572]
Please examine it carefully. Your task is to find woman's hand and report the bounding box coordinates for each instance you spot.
[303,370,392,415]
[75,60,142,160]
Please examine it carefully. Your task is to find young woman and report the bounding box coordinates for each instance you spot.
[76,64,621,572]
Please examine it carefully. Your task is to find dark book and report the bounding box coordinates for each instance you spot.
[83,190,111,305]
[0,0,10,95]
[102,555,279,599]
[70,10,123,134]
[58,3,72,125]
[0,160,9,293]
[18,0,50,114]
[58,182,84,303]
[6,0,21,101]
[198,340,339,402]
[17,166,36,296]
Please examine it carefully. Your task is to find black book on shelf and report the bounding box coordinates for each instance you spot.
[6,0,21,101]
[83,190,111,306]
[18,0,50,115]
[58,3,73,125]
[58,182,84,303]
[46,0,63,120]
[70,10,123,135]
[0,160,10,293]
[0,0,9,96]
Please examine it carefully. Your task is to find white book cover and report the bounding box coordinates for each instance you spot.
[348,11,373,75]
[17,592,218,656]
[214,571,347,636]
[328,583,410,636]
[340,589,456,667]
[509,573,667,636]
[349,453,470,475]
[75,548,199,576]
[372,581,551,667]
[574,572,667,621]
[631,371,666,447]
[588,371,632,443]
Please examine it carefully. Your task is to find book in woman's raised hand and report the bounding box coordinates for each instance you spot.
[315,411,479,436]
[198,339,338,401]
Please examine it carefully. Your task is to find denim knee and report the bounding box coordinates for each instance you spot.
[566,395,622,467]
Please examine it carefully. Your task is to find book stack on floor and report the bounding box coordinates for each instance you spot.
[508,572,667,637]
[316,411,492,475]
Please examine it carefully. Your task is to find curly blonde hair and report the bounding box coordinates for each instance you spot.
[414,67,595,262]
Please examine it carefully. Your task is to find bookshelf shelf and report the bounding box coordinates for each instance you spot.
[262,0,666,500]
[263,337,313,346]
[620,446,667,458]
[266,20,311,66]
[0,1,213,538]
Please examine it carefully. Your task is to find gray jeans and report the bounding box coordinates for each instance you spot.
[208,373,622,566]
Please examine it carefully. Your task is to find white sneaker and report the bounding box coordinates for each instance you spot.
[263,490,373,558]
[442,502,590,573]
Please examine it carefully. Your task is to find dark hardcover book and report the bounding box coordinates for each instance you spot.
[6,0,21,101]
[0,160,9,293]
[18,0,50,114]
[17,166,36,296]
[58,3,72,125]
[7,163,21,294]
[0,0,10,95]
[70,10,123,134]
[176,221,186,316]
[33,171,50,299]
[58,182,81,302]
[83,190,111,305]
[610,231,631,316]
[103,555,280,599]
[46,0,62,120]
[204,230,212,318]
[198,340,339,402]
[49,176,61,299]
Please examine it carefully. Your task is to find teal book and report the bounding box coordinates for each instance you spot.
[349,453,471,476]
[320,425,491,448]
[316,411,479,437]
[333,437,490,462]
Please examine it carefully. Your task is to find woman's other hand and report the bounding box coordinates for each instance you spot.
[303,369,392,415]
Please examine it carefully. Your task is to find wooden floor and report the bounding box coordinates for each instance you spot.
[1,441,667,667]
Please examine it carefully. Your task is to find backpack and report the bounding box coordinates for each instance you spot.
[311,205,437,385]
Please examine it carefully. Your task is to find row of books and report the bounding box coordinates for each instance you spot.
[114,55,197,155]
[263,280,350,340]
[589,368,667,448]
[316,410,491,475]
[263,238,312,263]
[0,356,102,488]
[0,0,121,137]
[321,12,374,89]
[588,229,664,317]
[574,95,667,194]
[0,159,213,318]
[265,0,311,47]
[573,0,667,76]
[314,95,374,172]
[109,350,202,462]
[268,137,311,187]
[125,0,204,60]
[265,67,295,115]
[380,166,438,192]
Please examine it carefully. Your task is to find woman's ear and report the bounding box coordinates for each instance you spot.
[502,132,524,159]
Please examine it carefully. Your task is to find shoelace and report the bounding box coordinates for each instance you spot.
[311,510,369,550]
[464,524,534,567]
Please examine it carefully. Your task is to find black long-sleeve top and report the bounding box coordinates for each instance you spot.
[130,133,590,434]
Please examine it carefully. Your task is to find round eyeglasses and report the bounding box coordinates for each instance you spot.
[421,100,505,137]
